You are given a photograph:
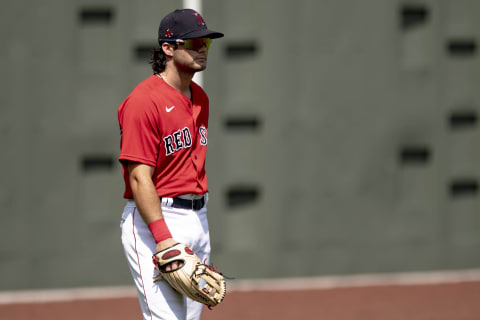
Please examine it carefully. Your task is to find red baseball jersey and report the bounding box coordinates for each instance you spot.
[118,75,209,198]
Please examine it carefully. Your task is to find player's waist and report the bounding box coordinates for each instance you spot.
[126,193,207,211]
[162,193,207,211]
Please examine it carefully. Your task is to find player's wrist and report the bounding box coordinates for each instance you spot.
[148,218,172,243]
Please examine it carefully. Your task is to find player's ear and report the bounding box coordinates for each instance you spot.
[161,42,175,57]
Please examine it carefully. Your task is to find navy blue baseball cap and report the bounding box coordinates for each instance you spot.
[158,9,224,44]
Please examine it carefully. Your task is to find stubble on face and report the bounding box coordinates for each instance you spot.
[173,48,208,73]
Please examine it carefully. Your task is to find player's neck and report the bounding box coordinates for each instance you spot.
[160,69,194,98]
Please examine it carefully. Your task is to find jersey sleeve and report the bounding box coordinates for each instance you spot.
[118,93,161,167]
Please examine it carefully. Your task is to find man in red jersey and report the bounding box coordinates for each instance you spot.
[118,8,223,320]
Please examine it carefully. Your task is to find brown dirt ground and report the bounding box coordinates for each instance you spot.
[1,281,480,320]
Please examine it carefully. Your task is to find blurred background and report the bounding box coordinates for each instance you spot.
[1,0,480,292]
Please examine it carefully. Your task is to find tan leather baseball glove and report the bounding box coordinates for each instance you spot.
[152,243,226,308]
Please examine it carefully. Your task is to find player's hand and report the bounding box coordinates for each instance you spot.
[155,238,181,272]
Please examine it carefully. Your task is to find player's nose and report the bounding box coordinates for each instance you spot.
[198,44,208,53]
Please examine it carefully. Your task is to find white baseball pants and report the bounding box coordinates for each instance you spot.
[120,197,211,320]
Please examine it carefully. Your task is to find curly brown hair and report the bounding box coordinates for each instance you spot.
[150,43,178,74]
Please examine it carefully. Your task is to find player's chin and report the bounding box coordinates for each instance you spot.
[194,57,207,67]
[193,62,207,71]
[195,58,207,69]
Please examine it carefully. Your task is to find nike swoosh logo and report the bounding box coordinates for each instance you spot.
[166,106,175,112]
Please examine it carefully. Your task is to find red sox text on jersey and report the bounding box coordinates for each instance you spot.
[163,126,207,156]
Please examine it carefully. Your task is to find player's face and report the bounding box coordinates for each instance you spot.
[173,38,210,72]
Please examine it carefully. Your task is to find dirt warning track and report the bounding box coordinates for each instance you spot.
[2,270,480,320]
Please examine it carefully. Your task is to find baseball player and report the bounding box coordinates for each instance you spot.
[117,9,224,320]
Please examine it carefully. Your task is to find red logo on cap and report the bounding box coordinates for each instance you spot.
[193,12,205,26]
[165,29,173,38]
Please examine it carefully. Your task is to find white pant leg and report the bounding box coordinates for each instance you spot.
[161,205,211,320]
[120,200,211,320]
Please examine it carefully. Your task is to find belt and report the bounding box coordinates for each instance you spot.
[170,196,205,211]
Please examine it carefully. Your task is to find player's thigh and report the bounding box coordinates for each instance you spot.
[121,206,189,320]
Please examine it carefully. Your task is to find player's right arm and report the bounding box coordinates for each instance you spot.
[119,93,177,268]
[128,162,177,255]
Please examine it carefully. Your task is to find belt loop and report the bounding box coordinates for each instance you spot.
[161,197,172,207]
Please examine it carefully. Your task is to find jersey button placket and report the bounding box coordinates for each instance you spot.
[190,102,203,185]
[190,107,199,171]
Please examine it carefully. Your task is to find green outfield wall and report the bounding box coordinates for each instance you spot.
[1,0,479,290]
